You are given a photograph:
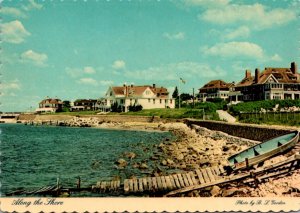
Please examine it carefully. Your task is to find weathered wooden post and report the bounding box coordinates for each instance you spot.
[77,177,81,189]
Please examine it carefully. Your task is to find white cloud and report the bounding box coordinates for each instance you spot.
[200,3,297,30]
[202,42,264,60]
[112,60,126,70]
[1,7,27,18]
[184,0,230,8]
[223,26,250,40]
[22,0,43,11]
[0,79,21,91]
[125,62,226,80]
[78,78,98,86]
[21,50,48,67]
[99,80,114,86]
[270,54,282,62]
[83,66,96,74]
[2,20,30,44]
[163,32,185,40]
[66,66,97,77]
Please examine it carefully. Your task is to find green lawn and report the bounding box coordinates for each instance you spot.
[52,108,218,120]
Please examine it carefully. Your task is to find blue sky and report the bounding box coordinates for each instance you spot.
[1,0,299,112]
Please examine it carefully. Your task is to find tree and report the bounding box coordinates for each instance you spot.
[62,100,71,112]
[172,86,178,99]
[180,93,193,101]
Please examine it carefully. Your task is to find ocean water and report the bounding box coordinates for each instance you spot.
[0,124,174,196]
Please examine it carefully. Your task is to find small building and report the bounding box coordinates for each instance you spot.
[199,80,234,102]
[231,62,300,102]
[71,99,97,111]
[36,98,63,113]
[99,84,175,112]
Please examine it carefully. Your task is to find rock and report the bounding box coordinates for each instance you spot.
[139,163,148,169]
[222,187,238,197]
[116,158,128,167]
[176,153,184,161]
[161,159,167,166]
[210,185,221,197]
[167,158,174,165]
[124,152,136,159]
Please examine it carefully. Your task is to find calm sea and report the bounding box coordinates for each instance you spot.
[0,124,174,196]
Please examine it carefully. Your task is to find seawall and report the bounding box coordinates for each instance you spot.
[185,119,299,142]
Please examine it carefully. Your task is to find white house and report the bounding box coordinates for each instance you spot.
[98,84,175,112]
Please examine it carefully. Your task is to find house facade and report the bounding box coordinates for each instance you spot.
[70,99,97,111]
[230,62,300,102]
[99,84,175,112]
[36,98,63,113]
[198,80,234,102]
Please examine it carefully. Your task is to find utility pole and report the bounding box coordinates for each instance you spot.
[178,79,181,109]
[192,88,195,108]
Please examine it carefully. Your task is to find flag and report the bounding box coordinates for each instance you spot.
[180,77,186,84]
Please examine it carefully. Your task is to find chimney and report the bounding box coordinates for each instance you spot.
[291,62,297,74]
[153,84,156,88]
[255,68,260,83]
[245,70,251,78]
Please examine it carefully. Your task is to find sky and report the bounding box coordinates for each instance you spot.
[1,0,299,112]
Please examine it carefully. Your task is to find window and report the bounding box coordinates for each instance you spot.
[153,99,155,104]
[165,99,168,104]
[170,99,172,104]
[148,98,150,103]
[160,99,162,104]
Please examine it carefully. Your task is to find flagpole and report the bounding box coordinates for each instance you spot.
[178,79,181,109]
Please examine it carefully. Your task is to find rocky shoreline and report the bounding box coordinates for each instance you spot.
[21,117,300,197]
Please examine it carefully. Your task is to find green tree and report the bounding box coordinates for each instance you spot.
[62,100,71,112]
[172,86,179,99]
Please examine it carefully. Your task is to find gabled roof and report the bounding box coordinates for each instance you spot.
[256,67,300,84]
[39,98,62,105]
[110,85,169,98]
[200,80,233,90]
[236,76,254,87]
[74,99,97,103]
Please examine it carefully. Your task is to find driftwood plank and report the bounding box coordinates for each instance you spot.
[110,181,114,191]
[219,165,225,174]
[172,174,181,188]
[147,177,153,191]
[128,179,133,192]
[133,179,139,192]
[165,176,173,190]
[166,172,250,196]
[177,174,186,187]
[206,168,216,182]
[161,176,168,190]
[156,176,163,190]
[169,175,177,189]
[152,177,158,191]
[185,173,194,186]
[201,169,211,183]
[212,166,221,175]
[142,178,148,191]
[116,180,120,189]
[139,178,144,192]
[189,171,198,185]
[195,169,205,184]
[182,173,191,186]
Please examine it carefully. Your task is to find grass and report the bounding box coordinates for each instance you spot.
[48,108,219,120]
[238,112,300,126]
[120,108,206,119]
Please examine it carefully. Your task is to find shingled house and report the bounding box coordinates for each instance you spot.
[230,62,300,102]
[99,84,175,112]
[71,99,97,111]
[36,97,63,113]
[198,80,234,102]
